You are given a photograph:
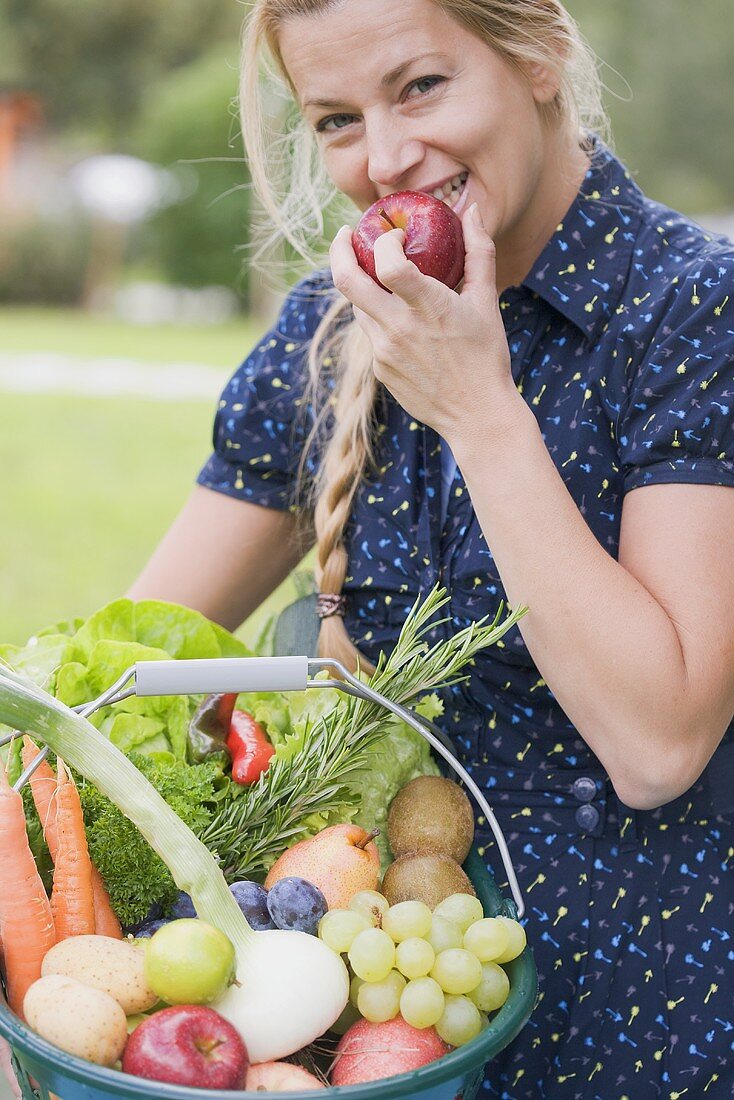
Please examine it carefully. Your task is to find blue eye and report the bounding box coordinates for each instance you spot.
[315,114,355,133]
[314,75,445,134]
[408,75,444,97]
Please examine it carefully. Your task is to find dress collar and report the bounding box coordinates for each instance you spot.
[515,135,644,343]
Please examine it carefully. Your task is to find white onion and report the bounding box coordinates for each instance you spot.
[215,929,349,1063]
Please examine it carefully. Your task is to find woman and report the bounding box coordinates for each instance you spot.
[129,1,734,1095]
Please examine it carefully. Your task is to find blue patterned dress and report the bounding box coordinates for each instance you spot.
[198,138,734,1098]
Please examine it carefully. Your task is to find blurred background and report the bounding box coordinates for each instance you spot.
[0,0,733,647]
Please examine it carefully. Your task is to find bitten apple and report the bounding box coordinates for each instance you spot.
[122,1005,248,1089]
[352,190,465,290]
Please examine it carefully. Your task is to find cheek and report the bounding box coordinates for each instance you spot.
[323,146,374,209]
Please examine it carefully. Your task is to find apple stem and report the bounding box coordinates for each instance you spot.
[378,208,398,231]
[196,1038,224,1056]
[355,828,380,849]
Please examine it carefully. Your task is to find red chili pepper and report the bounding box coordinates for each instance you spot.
[226,710,275,786]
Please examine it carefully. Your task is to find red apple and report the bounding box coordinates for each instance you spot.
[331,1015,449,1086]
[352,190,465,291]
[122,1005,248,1089]
[245,1061,325,1091]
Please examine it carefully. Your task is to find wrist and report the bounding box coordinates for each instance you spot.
[447,381,534,466]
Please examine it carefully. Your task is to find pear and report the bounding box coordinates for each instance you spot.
[387,776,474,862]
[265,824,380,909]
[382,852,475,908]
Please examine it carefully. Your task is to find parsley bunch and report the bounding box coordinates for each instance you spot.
[79,752,221,927]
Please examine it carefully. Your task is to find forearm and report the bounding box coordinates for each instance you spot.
[449,395,699,809]
[126,487,311,632]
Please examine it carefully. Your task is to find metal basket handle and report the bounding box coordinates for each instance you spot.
[4,655,525,918]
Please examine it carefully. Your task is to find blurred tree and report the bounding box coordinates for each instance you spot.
[1,0,241,138]
[0,214,90,304]
[566,0,734,212]
[132,48,251,302]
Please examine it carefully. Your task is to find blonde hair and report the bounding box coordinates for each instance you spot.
[240,0,609,673]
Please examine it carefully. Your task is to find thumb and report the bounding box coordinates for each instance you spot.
[459,203,497,307]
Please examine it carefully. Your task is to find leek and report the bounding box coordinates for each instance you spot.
[0,666,348,1062]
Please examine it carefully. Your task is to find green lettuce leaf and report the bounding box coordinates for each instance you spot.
[36,616,86,638]
[0,633,68,689]
[133,600,228,661]
[3,599,251,762]
[64,599,138,665]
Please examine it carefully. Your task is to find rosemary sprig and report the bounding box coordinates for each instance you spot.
[200,586,527,879]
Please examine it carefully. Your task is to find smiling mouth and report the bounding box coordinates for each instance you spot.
[428,170,469,209]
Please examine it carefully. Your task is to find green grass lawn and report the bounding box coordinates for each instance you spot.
[0,309,303,647]
[0,306,262,365]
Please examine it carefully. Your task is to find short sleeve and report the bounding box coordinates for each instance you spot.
[619,248,734,493]
[197,269,335,511]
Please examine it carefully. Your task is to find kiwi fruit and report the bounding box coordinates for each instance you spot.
[387,775,474,862]
[382,851,475,908]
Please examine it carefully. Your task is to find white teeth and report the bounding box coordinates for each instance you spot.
[429,171,468,206]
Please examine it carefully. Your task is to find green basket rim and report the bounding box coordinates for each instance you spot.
[0,850,537,1099]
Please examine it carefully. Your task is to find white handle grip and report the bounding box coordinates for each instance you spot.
[133,656,309,697]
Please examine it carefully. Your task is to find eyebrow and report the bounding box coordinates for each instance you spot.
[302,51,451,109]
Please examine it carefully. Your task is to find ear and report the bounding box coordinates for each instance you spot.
[527,61,562,106]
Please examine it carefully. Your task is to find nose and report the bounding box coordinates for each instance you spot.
[365,115,424,191]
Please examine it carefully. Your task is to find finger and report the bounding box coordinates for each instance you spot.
[329,225,389,320]
[352,303,380,342]
[373,229,445,309]
[459,203,498,309]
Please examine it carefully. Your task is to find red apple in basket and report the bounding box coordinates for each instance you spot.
[353,190,466,291]
[331,1015,449,1085]
[122,1005,248,1089]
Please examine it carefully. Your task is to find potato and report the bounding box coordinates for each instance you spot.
[41,934,158,1014]
[24,975,127,1067]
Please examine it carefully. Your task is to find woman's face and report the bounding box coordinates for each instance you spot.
[278,0,579,274]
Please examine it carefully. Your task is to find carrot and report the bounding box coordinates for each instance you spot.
[90,866,123,939]
[22,738,122,939]
[0,762,56,1017]
[49,759,96,939]
[22,738,59,854]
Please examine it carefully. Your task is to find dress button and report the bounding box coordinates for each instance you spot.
[575,803,600,832]
[572,776,597,803]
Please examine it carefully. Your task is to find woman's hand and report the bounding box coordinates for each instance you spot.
[329,203,518,444]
